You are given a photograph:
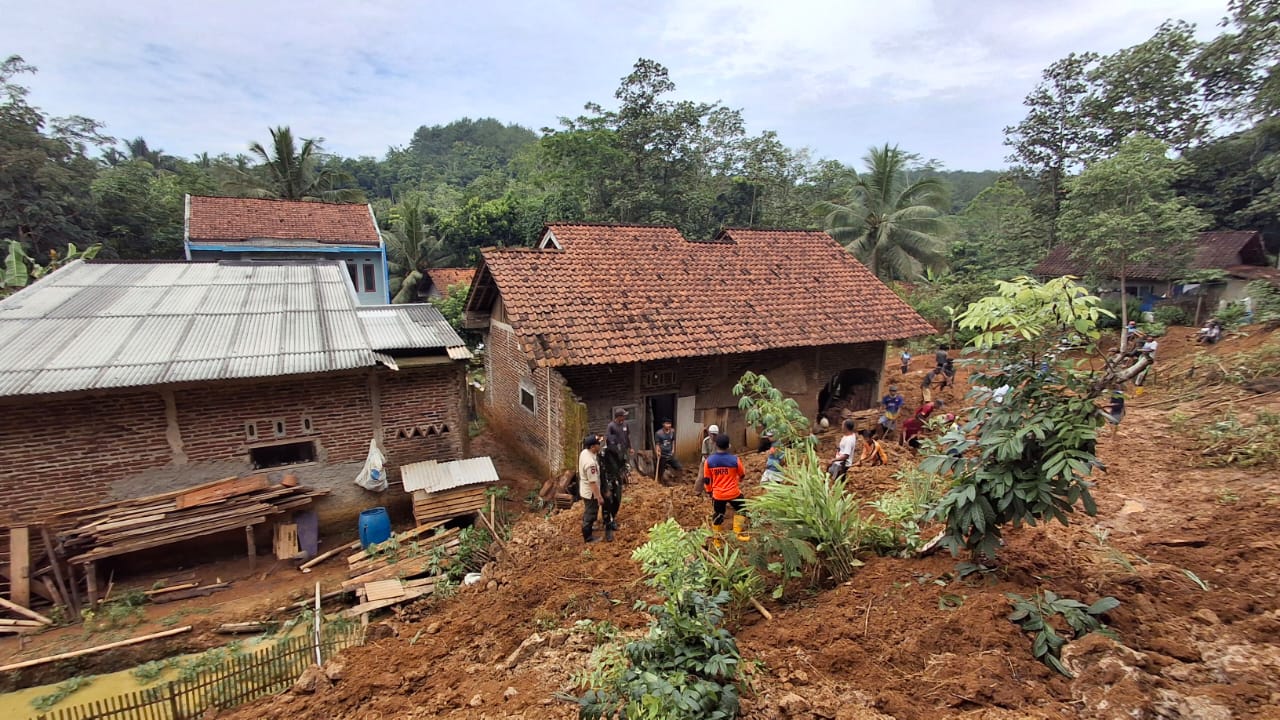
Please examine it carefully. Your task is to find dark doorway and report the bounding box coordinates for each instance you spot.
[818,369,878,423]
[646,393,676,451]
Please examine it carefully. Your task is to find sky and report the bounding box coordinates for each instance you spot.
[2,0,1231,171]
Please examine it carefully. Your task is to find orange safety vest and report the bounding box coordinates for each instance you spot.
[702,452,745,501]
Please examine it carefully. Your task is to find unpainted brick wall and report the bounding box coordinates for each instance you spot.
[0,363,466,571]
[483,337,886,473]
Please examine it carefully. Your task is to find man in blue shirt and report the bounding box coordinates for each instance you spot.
[878,385,905,441]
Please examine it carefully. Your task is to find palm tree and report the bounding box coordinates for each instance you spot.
[385,196,456,303]
[125,137,178,172]
[818,144,951,280]
[227,126,365,203]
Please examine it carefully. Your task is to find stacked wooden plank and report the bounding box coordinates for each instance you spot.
[341,526,460,591]
[412,485,489,526]
[56,476,329,565]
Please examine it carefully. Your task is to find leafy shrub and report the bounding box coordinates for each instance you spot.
[31,676,94,711]
[1217,301,1248,328]
[924,277,1111,561]
[1246,279,1280,324]
[1007,591,1119,677]
[747,447,870,587]
[631,519,762,620]
[573,520,746,719]
[1152,304,1188,326]
[577,591,742,720]
[866,466,945,555]
[733,371,814,447]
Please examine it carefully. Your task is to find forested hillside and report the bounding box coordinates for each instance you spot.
[2,0,1277,313]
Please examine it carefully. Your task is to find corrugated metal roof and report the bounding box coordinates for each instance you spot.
[0,261,467,398]
[401,456,499,494]
[356,304,471,358]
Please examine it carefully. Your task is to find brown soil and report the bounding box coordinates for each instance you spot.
[20,327,1280,719]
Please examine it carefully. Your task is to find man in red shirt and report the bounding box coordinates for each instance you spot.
[699,434,748,544]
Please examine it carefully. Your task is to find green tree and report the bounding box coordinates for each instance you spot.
[923,276,1115,562]
[1057,135,1210,348]
[385,196,455,303]
[0,55,106,257]
[817,144,950,280]
[1004,53,1098,245]
[1176,117,1280,246]
[226,126,365,202]
[952,178,1043,279]
[1193,0,1280,123]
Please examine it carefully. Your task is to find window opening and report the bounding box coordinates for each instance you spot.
[249,440,317,469]
[244,422,258,441]
[345,261,358,289]
[519,380,536,413]
[362,263,376,293]
[273,419,287,438]
[302,416,314,433]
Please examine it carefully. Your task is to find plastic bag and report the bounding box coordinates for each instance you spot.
[355,439,387,492]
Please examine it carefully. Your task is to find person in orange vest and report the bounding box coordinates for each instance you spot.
[699,433,749,544]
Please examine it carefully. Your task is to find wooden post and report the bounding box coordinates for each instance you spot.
[40,526,75,616]
[246,526,257,572]
[9,526,30,608]
[86,561,99,606]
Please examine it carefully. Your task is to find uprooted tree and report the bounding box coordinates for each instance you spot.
[923,276,1126,562]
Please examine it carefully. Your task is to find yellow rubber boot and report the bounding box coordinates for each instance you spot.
[711,523,724,548]
[733,515,750,542]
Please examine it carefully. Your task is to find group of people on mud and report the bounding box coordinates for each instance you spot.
[576,408,753,545]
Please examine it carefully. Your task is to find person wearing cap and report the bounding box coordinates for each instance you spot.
[760,430,784,483]
[578,435,606,543]
[701,424,719,472]
[878,385,905,441]
[654,418,681,482]
[700,433,749,544]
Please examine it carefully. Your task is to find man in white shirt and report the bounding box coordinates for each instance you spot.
[1134,336,1158,395]
[828,419,858,481]
[579,435,605,543]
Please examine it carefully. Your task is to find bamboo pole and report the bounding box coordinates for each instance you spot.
[299,540,360,572]
[0,595,52,625]
[0,625,192,673]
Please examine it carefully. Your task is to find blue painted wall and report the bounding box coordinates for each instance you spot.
[187,245,389,305]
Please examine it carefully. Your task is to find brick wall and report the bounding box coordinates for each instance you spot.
[0,362,466,568]
[483,333,886,472]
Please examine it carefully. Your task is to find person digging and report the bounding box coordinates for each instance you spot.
[700,433,749,546]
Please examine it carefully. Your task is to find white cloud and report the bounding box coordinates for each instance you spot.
[0,0,1233,169]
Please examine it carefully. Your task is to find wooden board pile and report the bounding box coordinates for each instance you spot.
[340,523,462,617]
[412,485,490,526]
[56,475,329,565]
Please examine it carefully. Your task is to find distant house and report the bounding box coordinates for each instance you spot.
[1032,230,1274,314]
[184,195,390,305]
[463,223,934,473]
[0,260,470,566]
[423,268,476,300]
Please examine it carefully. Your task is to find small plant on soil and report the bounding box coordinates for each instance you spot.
[733,371,815,448]
[747,446,869,589]
[866,465,945,556]
[1182,410,1280,469]
[82,591,147,634]
[1007,590,1119,677]
[31,675,94,710]
[631,519,763,620]
[570,521,747,719]
[131,658,175,684]
[923,277,1114,562]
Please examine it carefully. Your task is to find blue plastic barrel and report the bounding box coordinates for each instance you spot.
[358,507,391,548]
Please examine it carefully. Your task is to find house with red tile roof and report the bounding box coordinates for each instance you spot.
[423,267,476,300]
[463,223,935,472]
[184,195,389,305]
[1032,230,1273,317]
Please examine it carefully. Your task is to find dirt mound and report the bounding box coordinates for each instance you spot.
[224,327,1280,720]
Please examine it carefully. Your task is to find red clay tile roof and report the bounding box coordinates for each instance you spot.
[1033,230,1266,280]
[467,224,935,367]
[187,196,380,246]
[425,268,475,291]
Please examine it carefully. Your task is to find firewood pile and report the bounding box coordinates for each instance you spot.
[538,470,576,509]
[56,475,328,565]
